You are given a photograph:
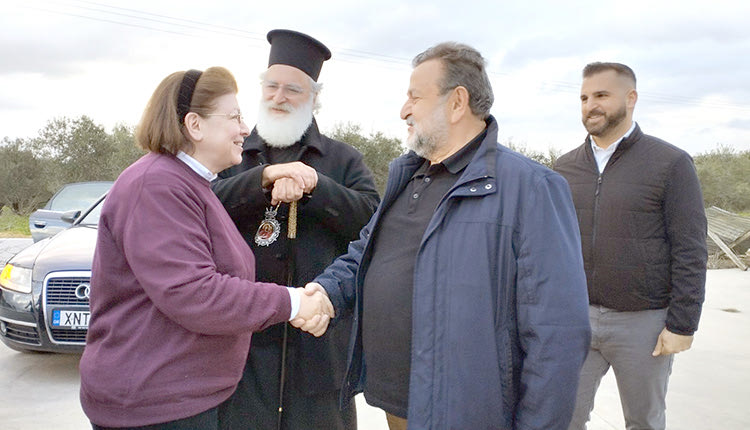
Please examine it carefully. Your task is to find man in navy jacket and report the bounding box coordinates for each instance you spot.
[306,42,591,430]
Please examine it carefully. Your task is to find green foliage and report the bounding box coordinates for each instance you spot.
[0,206,30,237]
[0,138,53,214]
[694,145,750,212]
[2,116,144,215]
[2,114,749,219]
[24,116,144,189]
[327,122,404,195]
[504,138,561,169]
[110,123,146,174]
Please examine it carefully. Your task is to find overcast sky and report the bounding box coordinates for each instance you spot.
[2,0,749,156]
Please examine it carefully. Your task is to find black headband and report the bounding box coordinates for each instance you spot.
[177,69,203,124]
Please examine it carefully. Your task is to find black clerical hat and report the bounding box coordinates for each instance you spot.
[267,29,332,81]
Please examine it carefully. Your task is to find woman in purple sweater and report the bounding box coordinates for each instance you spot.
[79,67,332,429]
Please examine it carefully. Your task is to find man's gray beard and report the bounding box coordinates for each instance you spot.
[405,104,449,160]
[256,99,314,148]
[407,134,439,159]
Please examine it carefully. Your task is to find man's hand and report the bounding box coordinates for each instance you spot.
[290,283,334,337]
[652,327,694,356]
[262,162,318,193]
[270,177,305,205]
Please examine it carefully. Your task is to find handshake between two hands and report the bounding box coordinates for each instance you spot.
[290,283,334,337]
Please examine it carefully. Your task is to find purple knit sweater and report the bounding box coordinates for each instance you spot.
[80,152,291,427]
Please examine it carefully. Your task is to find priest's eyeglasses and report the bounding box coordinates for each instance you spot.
[261,81,307,97]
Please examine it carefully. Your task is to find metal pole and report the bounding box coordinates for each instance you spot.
[277,200,297,430]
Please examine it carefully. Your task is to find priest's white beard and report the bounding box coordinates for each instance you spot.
[256,98,314,148]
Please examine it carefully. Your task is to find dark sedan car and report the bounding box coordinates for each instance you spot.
[0,195,104,353]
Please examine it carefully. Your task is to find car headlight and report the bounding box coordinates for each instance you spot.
[0,264,32,294]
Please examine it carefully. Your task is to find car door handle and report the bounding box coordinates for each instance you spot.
[33,221,47,228]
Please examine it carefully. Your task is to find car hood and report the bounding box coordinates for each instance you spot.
[9,226,98,281]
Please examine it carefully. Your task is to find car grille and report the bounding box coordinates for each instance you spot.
[49,327,87,342]
[1,321,41,344]
[46,276,90,306]
[43,271,90,345]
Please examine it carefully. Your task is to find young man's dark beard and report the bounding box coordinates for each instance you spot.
[584,104,627,138]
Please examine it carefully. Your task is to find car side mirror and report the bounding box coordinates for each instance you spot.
[61,210,82,224]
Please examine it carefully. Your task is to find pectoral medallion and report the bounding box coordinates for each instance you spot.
[254,205,281,246]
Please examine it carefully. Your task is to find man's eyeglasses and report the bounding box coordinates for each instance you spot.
[261,81,307,97]
[204,112,244,124]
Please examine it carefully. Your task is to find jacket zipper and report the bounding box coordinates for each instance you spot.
[593,175,602,245]
[592,174,602,282]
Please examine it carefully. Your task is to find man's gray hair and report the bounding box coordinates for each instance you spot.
[412,42,494,119]
[310,79,322,113]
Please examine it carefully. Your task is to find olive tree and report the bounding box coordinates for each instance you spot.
[0,138,52,214]
[694,145,750,212]
[328,122,404,195]
[3,116,144,214]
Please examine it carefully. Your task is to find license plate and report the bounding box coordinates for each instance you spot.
[52,310,90,329]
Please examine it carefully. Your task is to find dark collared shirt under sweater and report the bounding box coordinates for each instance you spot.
[362,128,486,418]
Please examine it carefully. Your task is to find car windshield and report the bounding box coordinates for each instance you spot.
[48,182,112,212]
[77,197,105,226]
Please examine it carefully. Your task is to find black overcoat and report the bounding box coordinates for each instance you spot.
[212,119,379,394]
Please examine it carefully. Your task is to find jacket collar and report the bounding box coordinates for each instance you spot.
[583,123,643,160]
[613,122,642,153]
[401,115,499,178]
[393,116,498,203]
[241,117,327,156]
[456,115,498,184]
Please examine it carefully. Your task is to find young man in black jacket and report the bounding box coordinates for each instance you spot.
[554,62,707,430]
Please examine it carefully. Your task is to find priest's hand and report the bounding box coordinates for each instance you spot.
[262,161,318,193]
[270,177,305,205]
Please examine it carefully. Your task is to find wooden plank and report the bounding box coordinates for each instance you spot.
[729,229,750,250]
[708,228,748,271]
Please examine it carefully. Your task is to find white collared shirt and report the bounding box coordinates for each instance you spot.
[176,151,218,182]
[590,121,637,173]
[175,151,300,319]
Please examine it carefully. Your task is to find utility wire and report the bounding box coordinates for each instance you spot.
[11,0,750,112]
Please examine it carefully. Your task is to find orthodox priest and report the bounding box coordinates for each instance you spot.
[212,29,379,429]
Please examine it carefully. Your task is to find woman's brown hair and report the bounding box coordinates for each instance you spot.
[135,67,239,155]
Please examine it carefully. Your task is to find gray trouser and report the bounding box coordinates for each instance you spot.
[568,305,674,430]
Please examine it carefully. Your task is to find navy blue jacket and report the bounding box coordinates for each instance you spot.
[315,117,591,429]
